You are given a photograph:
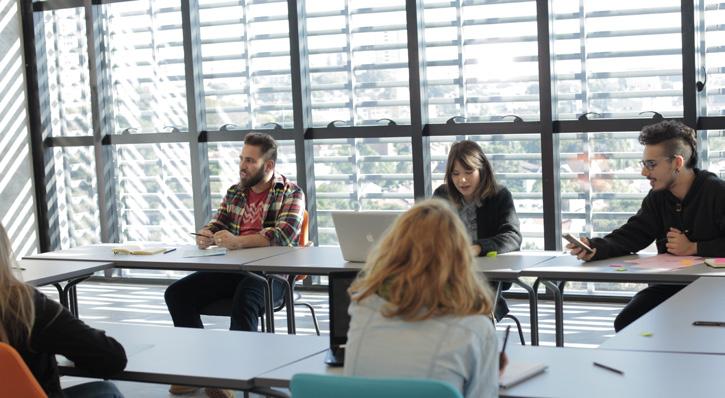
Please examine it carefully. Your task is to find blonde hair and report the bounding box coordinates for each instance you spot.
[349,199,494,321]
[0,223,35,344]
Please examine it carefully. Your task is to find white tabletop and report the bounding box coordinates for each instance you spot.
[245,247,560,278]
[520,253,725,283]
[477,251,561,280]
[600,277,725,355]
[17,259,112,286]
[58,322,328,390]
[244,247,362,274]
[25,244,295,272]
[255,344,725,397]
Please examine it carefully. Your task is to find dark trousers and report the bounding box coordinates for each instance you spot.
[164,271,286,332]
[64,381,124,398]
[492,281,511,322]
[614,284,686,332]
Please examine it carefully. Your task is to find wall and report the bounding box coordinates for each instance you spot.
[0,0,39,257]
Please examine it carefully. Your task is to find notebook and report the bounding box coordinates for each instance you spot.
[324,271,358,367]
[331,211,401,263]
[499,361,548,389]
[111,245,168,255]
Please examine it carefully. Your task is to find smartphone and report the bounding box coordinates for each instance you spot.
[562,233,594,254]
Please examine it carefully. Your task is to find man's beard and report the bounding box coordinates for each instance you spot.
[240,167,266,189]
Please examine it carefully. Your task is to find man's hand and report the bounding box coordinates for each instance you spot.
[566,237,597,261]
[213,230,239,250]
[499,352,509,376]
[196,229,214,249]
[471,244,482,257]
[666,228,697,256]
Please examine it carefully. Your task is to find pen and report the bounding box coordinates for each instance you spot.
[190,232,208,237]
[501,325,511,354]
[693,321,725,327]
[593,361,624,375]
[163,248,176,254]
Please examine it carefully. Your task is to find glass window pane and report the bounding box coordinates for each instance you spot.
[115,143,194,242]
[703,1,725,115]
[199,0,294,129]
[422,0,540,123]
[305,0,411,126]
[702,130,725,178]
[207,140,298,215]
[558,131,654,242]
[430,135,543,250]
[104,0,188,133]
[314,138,415,245]
[42,8,93,137]
[551,0,683,119]
[52,147,101,248]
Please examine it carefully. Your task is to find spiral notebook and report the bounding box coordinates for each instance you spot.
[705,258,725,268]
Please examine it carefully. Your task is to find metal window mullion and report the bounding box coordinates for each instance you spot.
[537,0,560,251]
[288,0,318,243]
[86,3,119,244]
[21,3,60,251]
[182,0,212,230]
[407,0,431,200]
[681,0,697,127]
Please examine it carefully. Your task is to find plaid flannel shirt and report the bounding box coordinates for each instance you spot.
[206,173,305,246]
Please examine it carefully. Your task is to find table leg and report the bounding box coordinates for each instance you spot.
[247,272,274,333]
[540,279,564,347]
[511,278,538,346]
[268,274,296,335]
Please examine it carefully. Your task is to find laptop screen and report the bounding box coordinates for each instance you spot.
[331,211,402,263]
[328,271,358,347]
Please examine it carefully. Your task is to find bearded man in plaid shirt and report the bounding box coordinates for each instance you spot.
[164,132,304,333]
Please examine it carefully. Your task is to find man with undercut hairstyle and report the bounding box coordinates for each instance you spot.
[566,120,725,332]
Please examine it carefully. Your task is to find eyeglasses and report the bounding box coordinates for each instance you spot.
[639,157,674,171]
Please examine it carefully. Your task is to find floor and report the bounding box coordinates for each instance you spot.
[42,281,624,397]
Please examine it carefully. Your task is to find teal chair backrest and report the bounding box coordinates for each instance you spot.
[290,373,464,398]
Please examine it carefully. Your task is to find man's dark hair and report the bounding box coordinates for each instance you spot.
[639,120,698,169]
[244,132,277,162]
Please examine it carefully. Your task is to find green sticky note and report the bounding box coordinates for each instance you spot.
[641,331,653,337]
[486,251,497,257]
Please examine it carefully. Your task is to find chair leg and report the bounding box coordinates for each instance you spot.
[501,314,526,346]
[294,302,320,336]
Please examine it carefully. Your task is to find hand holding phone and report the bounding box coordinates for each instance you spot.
[562,233,594,254]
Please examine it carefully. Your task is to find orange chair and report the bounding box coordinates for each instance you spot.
[0,342,48,398]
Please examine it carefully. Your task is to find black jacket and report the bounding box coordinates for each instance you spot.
[590,169,725,260]
[14,290,127,397]
[433,184,522,255]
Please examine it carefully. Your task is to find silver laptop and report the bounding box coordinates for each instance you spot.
[331,211,402,262]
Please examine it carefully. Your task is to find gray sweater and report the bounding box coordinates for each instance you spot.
[343,295,499,398]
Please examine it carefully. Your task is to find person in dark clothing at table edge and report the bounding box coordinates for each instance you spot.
[567,120,725,332]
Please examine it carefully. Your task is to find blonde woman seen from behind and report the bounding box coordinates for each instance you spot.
[343,199,504,398]
[0,223,127,397]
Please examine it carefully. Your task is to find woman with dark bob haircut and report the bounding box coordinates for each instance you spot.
[433,140,522,321]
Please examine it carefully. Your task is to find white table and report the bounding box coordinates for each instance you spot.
[25,244,297,332]
[18,258,113,316]
[246,247,559,345]
[254,344,725,397]
[521,254,725,346]
[25,244,294,271]
[58,323,328,392]
[601,277,725,355]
